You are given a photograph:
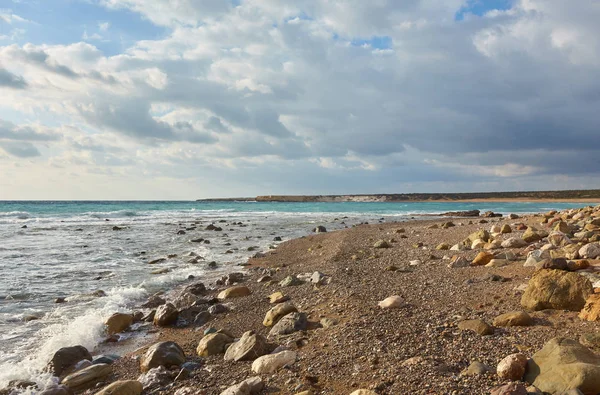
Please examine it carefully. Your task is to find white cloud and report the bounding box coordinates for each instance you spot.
[98,21,110,31]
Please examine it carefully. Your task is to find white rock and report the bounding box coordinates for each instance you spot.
[378,295,405,309]
[409,260,421,266]
[491,225,502,233]
[501,237,528,248]
[220,376,264,395]
[579,243,600,259]
[450,243,470,251]
[251,351,297,374]
[471,239,486,249]
[524,249,551,267]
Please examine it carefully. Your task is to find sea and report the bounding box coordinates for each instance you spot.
[0,200,594,389]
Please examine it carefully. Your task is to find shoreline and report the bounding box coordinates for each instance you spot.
[5,204,600,394]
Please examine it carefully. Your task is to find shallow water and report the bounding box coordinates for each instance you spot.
[0,200,592,388]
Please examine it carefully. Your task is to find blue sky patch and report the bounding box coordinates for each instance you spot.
[455,0,513,20]
[350,36,393,50]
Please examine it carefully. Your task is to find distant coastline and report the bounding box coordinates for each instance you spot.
[197,189,600,203]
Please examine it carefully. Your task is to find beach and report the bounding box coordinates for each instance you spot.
[2,202,600,394]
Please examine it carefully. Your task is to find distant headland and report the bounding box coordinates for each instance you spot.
[197,189,600,203]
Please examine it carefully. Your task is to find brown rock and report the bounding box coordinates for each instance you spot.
[224,331,270,362]
[105,313,133,335]
[520,269,593,311]
[472,251,494,266]
[458,319,494,336]
[490,383,528,395]
[197,333,233,357]
[493,311,533,327]
[48,345,92,376]
[62,364,111,391]
[153,303,178,326]
[263,302,297,327]
[218,286,251,299]
[94,380,143,395]
[579,293,600,321]
[497,353,528,380]
[140,341,185,372]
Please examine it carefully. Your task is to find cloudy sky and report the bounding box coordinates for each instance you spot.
[0,0,599,199]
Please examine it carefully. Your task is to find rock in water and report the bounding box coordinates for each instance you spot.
[105,313,133,335]
[224,331,269,362]
[61,364,112,390]
[520,269,593,311]
[94,380,143,395]
[48,345,92,376]
[251,350,297,374]
[219,376,264,395]
[153,303,178,326]
[197,333,233,357]
[378,295,405,309]
[140,341,185,372]
[525,337,600,394]
[497,353,528,380]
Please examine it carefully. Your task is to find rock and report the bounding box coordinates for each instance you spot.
[450,243,470,251]
[525,337,600,394]
[105,313,133,335]
[525,249,551,267]
[263,302,298,327]
[39,385,71,395]
[509,213,519,219]
[196,333,232,357]
[92,355,120,365]
[472,239,486,249]
[224,331,270,362]
[217,286,251,299]
[447,256,470,268]
[94,380,143,395]
[62,364,111,390]
[461,361,491,376]
[279,276,302,287]
[140,341,186,372]
[442,209,480,217]
[378,295,405,309]
[485,259,509,268]
[494,251,516,261]
[48,345,92,376]
[579,293,600,321]
[457,319,494,336]
[194,311,211,325]
[501,237,528,248]
[269,291,289,304]
[537,257,570,271]
[497,353,528,380]
[251,350,297,374]
[349,391,378,395]
[137,366,171,390]
[219,376,264,395]
[490,383,528,395]
[467,229,490,243]
[436,243,450,250]
[153,303,178,326]
[373,240,391,248]
[520,269,593,311]
[579,333,600,351]
[548,231,572,247]
[320,317,338,328]
[268,312,308,337]
[501,224,512,233]
[313,226,327,233]
[484,240,503,250]
[523,227,545,243]
[310,271,327,284]
[182,282,206,295]
[493,311,533,327]
[208,304,228,315]
[472,251,494,266]
[142,295,165,308]
[579,243,600,259]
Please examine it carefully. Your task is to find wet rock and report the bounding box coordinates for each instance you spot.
[264,302,298,327]
[378,295,405,309]
[525,337,600,394]
[55,297,66,304]
[313,226,327,233]
[153,303,179,326]
[140,341,186,372]
[173,292,199,309]
[39,385,71,395]
[251,350,297,374]
[224,331,270,362]
[148,258,166,265]
[497,353,528,380]
[92,355,120,365]
[196,333,233,357]
[493,311,532,327]
[62,363,111,391]
[48,345,92,376]
[458,319,494,336]
[218,286,251,299]
[105,313,133,335]
[219,376,264,395]
[268,312,308,337]
[94,380,143,395]
[520,269,593,311]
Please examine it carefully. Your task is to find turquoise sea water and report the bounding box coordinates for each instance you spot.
[0,200,595,389]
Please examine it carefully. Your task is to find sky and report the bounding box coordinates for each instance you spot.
[0,0,599,199]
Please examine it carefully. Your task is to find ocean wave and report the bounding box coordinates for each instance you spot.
[0,211,30,220]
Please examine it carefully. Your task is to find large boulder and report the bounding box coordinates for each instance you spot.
[61,364,112,391]
[105,313,133,335]
[224,331,270,362]
[525,337,600,395]
[48,345,92,376]
[520,269,593,311]
[153,303,179,326]
[94,381,143,395]
[251,350,297,374]
[196,333,233,357]
[140,341,185,372]
[579,294,600,322]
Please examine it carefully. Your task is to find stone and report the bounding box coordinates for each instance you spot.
[269,291,289,304]
[94,381,143,395]
[269,312,308,337]
[310,271,327,284]
[153,303,178,326]
[523,227,545,243]
[485,259,509,268]
[194,311,211,325]
[494,251,516,261]
[349,391,378,395]
[182,281,207,295]
[472,239,486,249]
[39,385,71,395]
[373,240,391,248]
[490,383,528,395]
[219,376,264,395]
[263,302,298,327]
[105,313,133,335]
[48,345,92,376]
[520,269,593,311]
[224,331,270,362]
[251,350,297,374]
[92,355,120,365]
[537,257,570,271]
[142,295,165,308]
[493,311,533,327]
[217,286,251,299]
[137,366,171,390]
[447,256,470,268]
[279,276,302,287]
[579,293,600,321]
[467,229,490,243]
[501,237,528,248]
[450,243,470,251]
[525,249,551,267]
[378,295,405,309]
[509,213,519,219]
[313,226,327,233]
[62,364,111,390]
[484,240,503,250]
[461,361,492,376]
[196,333,232,357]
[579,243,600,259]
[525,337,600,394]
[501,224,512,234]
[472,251,494,266]
[497,353,528,380]
[548,231,572,247]
[458,319,494,336]
[436,243,450,250]
[320,317,338,328]
[208,304,228,315]
[140,341,186,372]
